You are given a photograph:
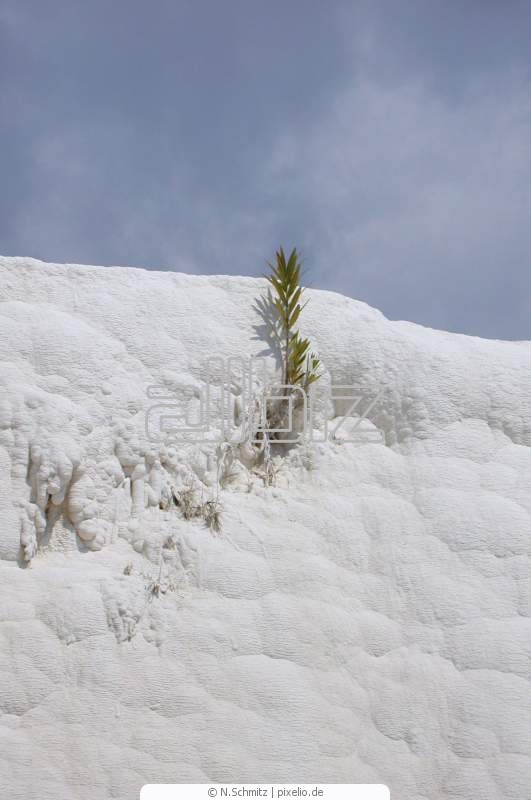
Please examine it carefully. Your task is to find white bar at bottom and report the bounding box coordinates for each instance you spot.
[141,785,389,800]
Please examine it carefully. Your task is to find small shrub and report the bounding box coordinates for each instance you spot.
[142,554,179,600]
[172,485,202,520]
[202,499,223,533]
[170,482,223,533]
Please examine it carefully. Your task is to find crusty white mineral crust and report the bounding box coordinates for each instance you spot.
[0,256,530,799]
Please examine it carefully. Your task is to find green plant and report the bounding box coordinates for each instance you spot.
[266,247,321,391]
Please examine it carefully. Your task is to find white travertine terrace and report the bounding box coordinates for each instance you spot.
[0,256,530,799]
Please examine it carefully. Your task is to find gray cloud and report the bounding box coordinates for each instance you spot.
[1,0,530,338]
[263,75,531,338]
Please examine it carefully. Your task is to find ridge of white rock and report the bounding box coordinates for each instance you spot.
[0,256,530,800]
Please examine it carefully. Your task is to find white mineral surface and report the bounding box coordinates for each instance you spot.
[0,256,530,799]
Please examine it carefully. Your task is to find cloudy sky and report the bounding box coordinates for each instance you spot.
[1,1,530,339]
